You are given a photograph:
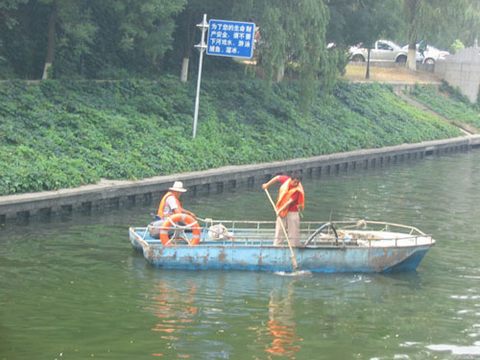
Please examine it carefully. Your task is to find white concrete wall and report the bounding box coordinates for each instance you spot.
[435,47,480,103]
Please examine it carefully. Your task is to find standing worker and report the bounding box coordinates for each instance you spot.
[262,173,305,246]
[156,181,196,220]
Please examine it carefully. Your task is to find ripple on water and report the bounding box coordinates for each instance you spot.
[426,342,480,356]
[3,151,480,359]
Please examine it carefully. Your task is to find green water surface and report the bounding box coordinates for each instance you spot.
[2,151,480,359]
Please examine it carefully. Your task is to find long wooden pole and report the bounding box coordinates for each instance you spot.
[264,188,298,270]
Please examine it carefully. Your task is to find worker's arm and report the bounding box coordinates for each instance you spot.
[262,175,280,190]
[183,209,196,218]
[172,206,196,218]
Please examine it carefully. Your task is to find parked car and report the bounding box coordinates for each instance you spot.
[401,44,450,64]
[349,40,409,63]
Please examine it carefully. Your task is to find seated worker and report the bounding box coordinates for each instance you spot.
[156,181,196,220]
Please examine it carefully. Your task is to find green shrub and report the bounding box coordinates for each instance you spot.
[409,84,480,128]
[0,79,462,195]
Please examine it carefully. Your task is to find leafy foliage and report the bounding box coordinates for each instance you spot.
[0,79,461,195]
[0,0,187,79]
[327,0,403,48]
[409,84,480,129]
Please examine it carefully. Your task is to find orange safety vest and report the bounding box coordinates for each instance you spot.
[157,191,183,218]
[276,179,305,218]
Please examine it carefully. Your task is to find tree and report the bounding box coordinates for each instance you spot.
[327,0,404,47]
[170,0,231,82]
[105,0,186,71]
[0,0,28,28]
[404,0,422,70]
[435,1,480,49]
[0,0,29,76]
[170,0,339,102]
[41,0,57,79]
[0,0,187,79]
[403,0,478,70]
[30,0,110,79]
[231,0,334,95]
[327,0,402,78]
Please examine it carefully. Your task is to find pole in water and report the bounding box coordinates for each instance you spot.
[192,14,208,139]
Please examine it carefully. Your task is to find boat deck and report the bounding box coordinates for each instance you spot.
[132,219,435,249]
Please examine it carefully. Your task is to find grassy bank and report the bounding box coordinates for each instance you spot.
[408,83,480,130]
[0,78,463,196]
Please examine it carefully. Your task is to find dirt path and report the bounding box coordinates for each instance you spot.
[342,64,441,84]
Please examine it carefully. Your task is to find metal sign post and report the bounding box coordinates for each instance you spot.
[192,14,208,139]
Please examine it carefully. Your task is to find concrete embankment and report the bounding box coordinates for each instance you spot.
[1,135,480,224]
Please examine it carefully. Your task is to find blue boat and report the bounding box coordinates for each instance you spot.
[128,219,435,273]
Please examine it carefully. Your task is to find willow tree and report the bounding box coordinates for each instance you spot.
[404,0,477,70]
[172,0,231,82]
[231,0,334,103]
[327,0,402,79]
[0,0,28,28]
[250,0,329,82]
[35,0,100,79]
[404,0,422,70]
[11,0,186,79]
[0,0,29,75]
[430,0,480,50]
[102,0,186,73]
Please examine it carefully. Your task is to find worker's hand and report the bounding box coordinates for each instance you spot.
[262,183,268,190]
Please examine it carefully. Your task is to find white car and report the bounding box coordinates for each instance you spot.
[402,44,450,64]
[349,40,409,63]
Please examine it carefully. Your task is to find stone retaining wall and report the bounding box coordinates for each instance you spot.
[435,47,480,103]
[1,136,480,224]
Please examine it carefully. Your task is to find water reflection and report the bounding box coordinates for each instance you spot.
[265,281,302,358]
[140,271,309,359]
[135,265,430,358]
[4,151,480,359]
[150,280,199,332]
[146,279,199,358]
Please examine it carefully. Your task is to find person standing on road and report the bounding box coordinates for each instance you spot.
[262,173,305,246]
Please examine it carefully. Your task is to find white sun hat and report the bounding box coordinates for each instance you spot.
[169,181,187,192]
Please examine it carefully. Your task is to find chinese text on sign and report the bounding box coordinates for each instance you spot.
[206,19,256,59]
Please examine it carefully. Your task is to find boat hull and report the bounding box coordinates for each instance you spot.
[130,230,433,273]
[141,243,430,273]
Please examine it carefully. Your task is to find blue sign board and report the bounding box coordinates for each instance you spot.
[206,19,256,59]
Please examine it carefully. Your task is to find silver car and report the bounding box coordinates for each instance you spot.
[349,40,408,63]
[401,44,450,64]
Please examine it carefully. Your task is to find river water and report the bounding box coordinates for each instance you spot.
[1,150,480,359]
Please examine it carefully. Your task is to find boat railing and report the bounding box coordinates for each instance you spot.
[138,219,433,247]
[195,219,433,247]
